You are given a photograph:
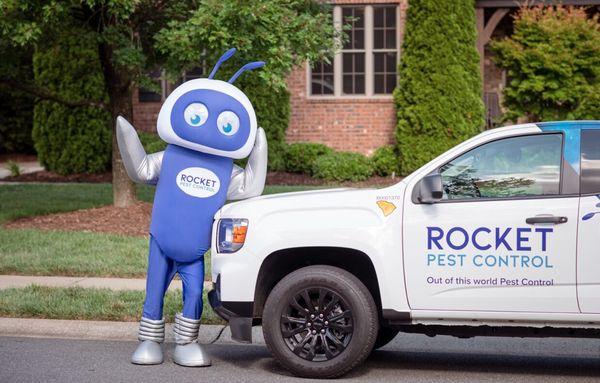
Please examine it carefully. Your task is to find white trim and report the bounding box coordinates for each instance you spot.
[333,6,343,97]
[307,4,401,100]
[365,5,374,96]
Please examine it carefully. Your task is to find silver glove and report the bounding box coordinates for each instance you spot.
[116,116,164,185]
[227,127,268,200]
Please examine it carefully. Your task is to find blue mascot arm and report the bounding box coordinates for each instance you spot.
[116,116,164,185]
[227,127,268,200]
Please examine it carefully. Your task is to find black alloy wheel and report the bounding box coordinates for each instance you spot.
[281,287,353,362]
[263,265,378,379]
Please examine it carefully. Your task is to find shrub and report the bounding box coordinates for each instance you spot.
[284,142,333,174]
[395,0,484,175]
[312,151,374,182]
[138,132,167,154]
[243,80,291,171]
[371,145,398,177]
[6,161,21,177]
[491,6,600,122]
[575,84,600,120]
[32,31,111,175]
[0,90,34,154]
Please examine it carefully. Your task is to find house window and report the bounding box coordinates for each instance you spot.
[373,6,397,94]
[309,4,400,97]
[167,66,209,94]
[342,7,366,94]
[138,69,165,102]
[311,61,334,95]
[182,66,206,82]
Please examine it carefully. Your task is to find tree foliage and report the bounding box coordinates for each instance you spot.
[0,1,190,109]
[155,0,340,169]
[0,0,338,182]
[491,6,600,122]
[0,0,199,205]
[32,30,111,175]
[394,0,484,175]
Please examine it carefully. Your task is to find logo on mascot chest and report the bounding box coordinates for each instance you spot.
[176,167,220,198]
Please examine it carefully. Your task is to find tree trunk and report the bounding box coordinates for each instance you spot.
[98,43,137,208]
[110,89,137,208]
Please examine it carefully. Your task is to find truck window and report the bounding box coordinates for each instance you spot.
[581,129,600,195]
[439,134,562,200]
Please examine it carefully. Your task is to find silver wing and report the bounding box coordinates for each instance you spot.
[227,127,268,200]
[116,116,163,185]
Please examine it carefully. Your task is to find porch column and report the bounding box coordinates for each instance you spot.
[475,7,509,89]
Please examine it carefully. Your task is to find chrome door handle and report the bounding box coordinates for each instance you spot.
[526,216,568,224]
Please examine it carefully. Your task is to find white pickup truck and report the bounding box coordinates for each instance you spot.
[208,121,600,378]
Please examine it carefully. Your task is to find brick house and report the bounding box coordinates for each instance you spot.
[133,0,600,156]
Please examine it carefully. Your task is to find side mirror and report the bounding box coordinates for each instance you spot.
[418,173,443,204]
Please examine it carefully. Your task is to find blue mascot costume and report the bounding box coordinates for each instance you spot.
[116,49,267,367]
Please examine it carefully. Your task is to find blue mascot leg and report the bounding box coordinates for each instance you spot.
[177,257,205,320]
[142,236,177,320]
[172,256,210,367]
[132,236,176,365]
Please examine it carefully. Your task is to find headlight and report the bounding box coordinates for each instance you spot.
[217,218,249,253]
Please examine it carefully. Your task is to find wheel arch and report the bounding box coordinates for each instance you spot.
[253,246,382,320]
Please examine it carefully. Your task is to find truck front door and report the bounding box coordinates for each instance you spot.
[403,132,580,313]
[577,127,600,313]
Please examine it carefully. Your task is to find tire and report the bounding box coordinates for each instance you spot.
[372,326,400,350]
[263,265,379,379]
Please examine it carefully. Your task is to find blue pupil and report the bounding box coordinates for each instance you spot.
[223,123,232,133]
[190,114,201,125]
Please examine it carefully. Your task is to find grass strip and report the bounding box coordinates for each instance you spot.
[0,228,212,279]
[0,229,149,277]
[0,183,321,277]
[0,285,224,324]
[0,184,113,224]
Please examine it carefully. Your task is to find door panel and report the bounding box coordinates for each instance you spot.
[404,133,579,313]
[404,198,579,312]
[577,128,600,313]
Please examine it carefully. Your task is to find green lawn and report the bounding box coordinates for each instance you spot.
[0,183,320,278]
[0,285,224,324]
[0,228,212,278]
[0,183,321,224]
[0,183,323,322]
[0,183,112,224]
[0,228,149,277]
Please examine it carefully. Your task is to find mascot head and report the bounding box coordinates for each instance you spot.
[157,48,264,159]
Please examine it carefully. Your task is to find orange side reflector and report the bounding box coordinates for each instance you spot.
[232,226,248,244]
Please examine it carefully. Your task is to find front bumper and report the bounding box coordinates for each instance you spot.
[208,275,254,343]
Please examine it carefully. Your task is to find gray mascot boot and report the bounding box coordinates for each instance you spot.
[131,317,165,365]
[173,312,212,367]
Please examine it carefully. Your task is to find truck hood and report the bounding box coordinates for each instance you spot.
[217,183,406,222]
[219,188,365,216]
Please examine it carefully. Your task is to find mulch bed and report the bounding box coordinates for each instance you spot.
[3,170,112,183]
[4,201,152,237]
[2,171,400,235]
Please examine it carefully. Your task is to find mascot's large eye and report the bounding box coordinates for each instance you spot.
[217,111,240,136]
[184,103,209,127]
